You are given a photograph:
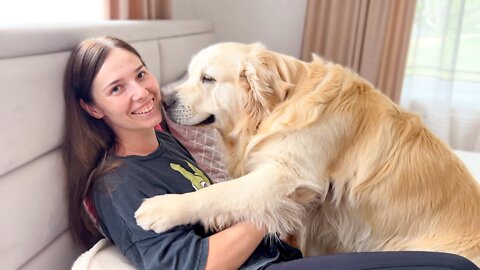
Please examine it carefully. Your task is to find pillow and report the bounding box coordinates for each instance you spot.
[71,239,134,270]
[161,75,231,183]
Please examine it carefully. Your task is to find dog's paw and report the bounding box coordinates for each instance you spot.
[134,194,190,233]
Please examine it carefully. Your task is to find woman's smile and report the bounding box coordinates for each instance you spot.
[132,98,156,115]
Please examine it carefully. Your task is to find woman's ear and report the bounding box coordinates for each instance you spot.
[79,99,104,119]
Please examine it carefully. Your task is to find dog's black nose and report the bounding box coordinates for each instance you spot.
[163,94,178,109]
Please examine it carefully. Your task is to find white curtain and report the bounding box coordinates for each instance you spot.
[400,0,480,152]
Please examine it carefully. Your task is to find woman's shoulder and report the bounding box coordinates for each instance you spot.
[92,157,146,192]
[91,163,131,197]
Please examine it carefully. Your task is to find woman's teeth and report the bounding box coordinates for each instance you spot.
[132,102,154,115]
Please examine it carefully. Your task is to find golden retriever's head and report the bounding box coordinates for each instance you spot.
[162,42,293,135]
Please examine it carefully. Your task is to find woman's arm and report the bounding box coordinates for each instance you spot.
[206,222,267,270]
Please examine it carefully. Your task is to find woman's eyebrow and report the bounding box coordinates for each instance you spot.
[135,64,145,72]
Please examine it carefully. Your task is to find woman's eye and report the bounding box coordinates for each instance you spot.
[111,85,121,94]
[137,71,146,79]
[201,74,216,84]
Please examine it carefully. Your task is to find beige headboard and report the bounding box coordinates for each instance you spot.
[0,20,214,270]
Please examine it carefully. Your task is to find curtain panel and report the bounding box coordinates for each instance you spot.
[301,0,416,103]
[106,0,171,20]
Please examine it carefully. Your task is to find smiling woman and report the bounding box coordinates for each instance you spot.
[0,0,104,24]
[81,46,164,157]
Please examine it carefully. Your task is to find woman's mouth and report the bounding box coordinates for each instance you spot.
[132,99,155,115]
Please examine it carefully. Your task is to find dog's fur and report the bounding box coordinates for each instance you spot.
[135,42,480,265]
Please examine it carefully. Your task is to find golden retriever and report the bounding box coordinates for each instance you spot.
[135,42,480,265]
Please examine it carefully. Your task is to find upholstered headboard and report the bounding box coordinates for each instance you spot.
[0,20,214,270]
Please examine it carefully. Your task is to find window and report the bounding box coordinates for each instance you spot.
[400,0,480,151]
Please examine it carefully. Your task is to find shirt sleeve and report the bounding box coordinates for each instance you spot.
[93,174,209,270]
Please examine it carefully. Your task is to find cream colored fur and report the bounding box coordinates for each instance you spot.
[135,42,480,265]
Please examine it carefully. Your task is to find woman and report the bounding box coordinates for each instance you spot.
[63,36,300,270]
[63,36,477,270]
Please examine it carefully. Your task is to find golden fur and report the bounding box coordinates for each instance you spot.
[135,42,480,265]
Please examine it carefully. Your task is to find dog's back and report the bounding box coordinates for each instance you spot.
[291,59,480,264]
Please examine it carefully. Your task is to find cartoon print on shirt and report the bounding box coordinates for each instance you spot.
[170,160,212,190]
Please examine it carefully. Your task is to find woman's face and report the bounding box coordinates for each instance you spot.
[86,48,163,137]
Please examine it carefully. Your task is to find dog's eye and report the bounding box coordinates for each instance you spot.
[201,74,216,84]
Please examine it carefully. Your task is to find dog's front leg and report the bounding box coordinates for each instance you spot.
[135,167,307,235]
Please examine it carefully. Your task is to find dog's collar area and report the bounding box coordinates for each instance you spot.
[199,114,215,125]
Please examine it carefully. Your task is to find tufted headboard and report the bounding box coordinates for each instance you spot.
[0,20,214,270]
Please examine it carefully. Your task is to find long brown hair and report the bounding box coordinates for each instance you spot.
[63,36,145,247]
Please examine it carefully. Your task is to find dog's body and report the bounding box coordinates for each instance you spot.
[135,43,480,265]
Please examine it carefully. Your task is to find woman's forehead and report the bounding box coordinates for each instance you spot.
[94,49,142,85]
[100,48,141,74]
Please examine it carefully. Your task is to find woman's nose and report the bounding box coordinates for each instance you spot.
[131,82,149,100]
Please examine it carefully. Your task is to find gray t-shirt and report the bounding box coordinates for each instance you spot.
[93,131,301,270]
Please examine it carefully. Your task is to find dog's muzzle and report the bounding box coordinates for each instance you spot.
[163,94,215,126]
[165,103,193,125]
[162,95,191,124]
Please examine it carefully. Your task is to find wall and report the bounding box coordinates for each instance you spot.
[173,0,307,58]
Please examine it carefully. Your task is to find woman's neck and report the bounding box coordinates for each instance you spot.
[114,128,159,157]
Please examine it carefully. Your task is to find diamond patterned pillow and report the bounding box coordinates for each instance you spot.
[160,76,231,183]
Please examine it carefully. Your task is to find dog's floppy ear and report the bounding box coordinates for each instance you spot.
[243,43,293,114]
